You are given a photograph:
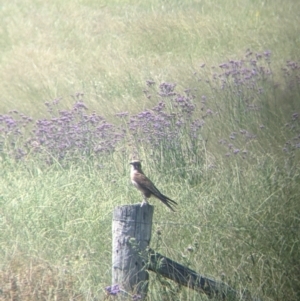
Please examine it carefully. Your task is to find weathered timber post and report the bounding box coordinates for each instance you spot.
[112,203,154,299]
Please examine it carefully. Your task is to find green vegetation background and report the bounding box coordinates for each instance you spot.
[0,0,299,300]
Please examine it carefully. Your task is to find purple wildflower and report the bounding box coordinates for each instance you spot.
[146,80,155,86]
[105,284,120,296]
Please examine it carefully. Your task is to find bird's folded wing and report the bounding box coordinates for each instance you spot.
[135,173,163,196]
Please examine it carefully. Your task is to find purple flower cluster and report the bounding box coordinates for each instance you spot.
[209,49,274,104]
[1,91,205,164]
[1,50,299,164]
[105,284,141,300]
[158,82,177,97]
[105,284,120,295]
[283,112,300,153]
[0,111,34,160]
[0,99,124,163]
[193,50,300,157]
[128,90,204,151]
[219,129,256,158]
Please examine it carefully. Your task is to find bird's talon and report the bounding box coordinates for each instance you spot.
[140,200,148,207]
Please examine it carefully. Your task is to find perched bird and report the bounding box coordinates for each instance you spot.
[130,160,177,211]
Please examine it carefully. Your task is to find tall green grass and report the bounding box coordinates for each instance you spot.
[1,0,299,116]
[1,0,300,300]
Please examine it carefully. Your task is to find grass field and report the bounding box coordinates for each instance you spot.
[1,0,300,300]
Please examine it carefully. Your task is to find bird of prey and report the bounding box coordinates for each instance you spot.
[130,160,177,211]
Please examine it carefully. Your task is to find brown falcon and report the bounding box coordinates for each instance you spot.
[130,160,177,211]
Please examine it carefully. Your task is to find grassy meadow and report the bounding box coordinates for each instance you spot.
[1,0,300,300]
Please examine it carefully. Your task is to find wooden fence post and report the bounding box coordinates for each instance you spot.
[112,203,154,299]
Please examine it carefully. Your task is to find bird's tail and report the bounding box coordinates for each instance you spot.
[162,194,178,212]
